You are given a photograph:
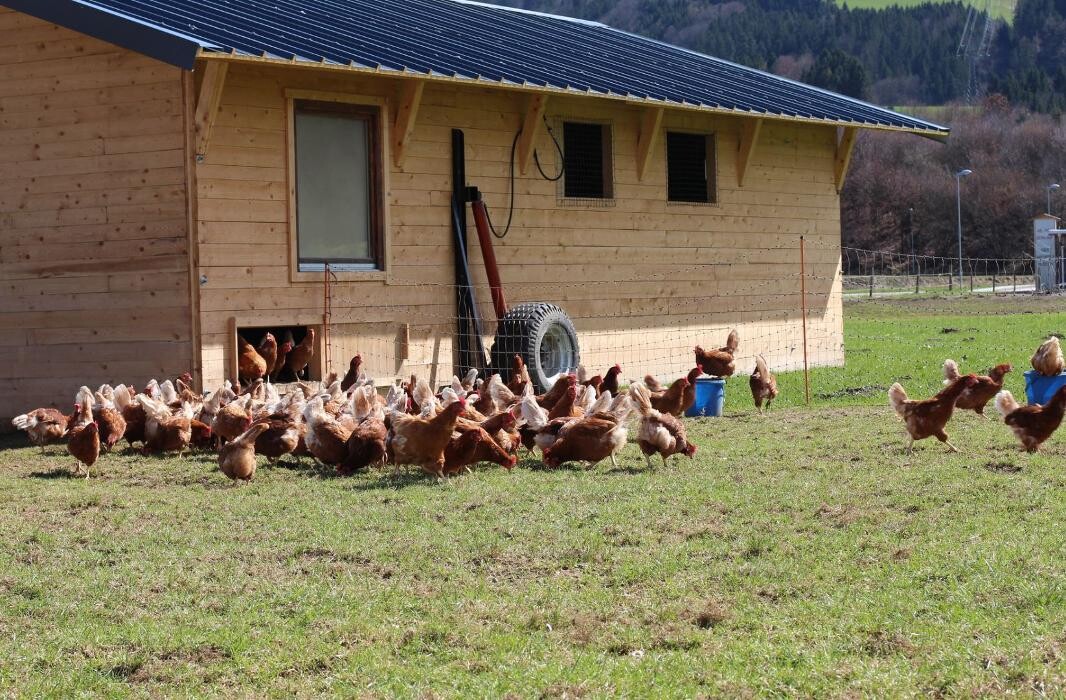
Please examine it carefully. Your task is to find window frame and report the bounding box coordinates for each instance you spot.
[665,130,719,207]
[554,117,616,206]
[285,90,390,283]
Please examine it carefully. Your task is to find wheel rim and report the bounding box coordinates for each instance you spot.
[539,324,575,381]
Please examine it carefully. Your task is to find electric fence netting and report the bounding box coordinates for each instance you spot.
[320,244,1066,412]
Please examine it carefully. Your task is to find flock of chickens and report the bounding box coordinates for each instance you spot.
[889,336,1066,454]
[10,329,772,482]
[12,329,1061,481]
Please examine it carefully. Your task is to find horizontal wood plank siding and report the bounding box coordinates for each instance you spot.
[197,62,844,387]
[0,10,191,426]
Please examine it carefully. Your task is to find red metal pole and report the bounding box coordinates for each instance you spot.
[469,199,508,320]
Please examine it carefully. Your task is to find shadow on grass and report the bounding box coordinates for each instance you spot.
[27,468,77,480]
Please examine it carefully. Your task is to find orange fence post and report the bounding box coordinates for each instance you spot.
[800,236,811,407]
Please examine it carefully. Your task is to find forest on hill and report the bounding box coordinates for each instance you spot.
[504,0,1066,112]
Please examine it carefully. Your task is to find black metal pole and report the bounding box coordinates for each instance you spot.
[451,129,488,375]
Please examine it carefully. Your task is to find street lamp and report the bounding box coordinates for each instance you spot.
[955,169,972,288]
[1049,183,1061,216]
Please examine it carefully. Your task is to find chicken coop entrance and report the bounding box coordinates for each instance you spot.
[230,322,322,384]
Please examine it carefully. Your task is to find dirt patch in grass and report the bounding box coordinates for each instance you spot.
[860,629,917,657]
[985,461,1023,473]
[816,503,862,527]
[816,385,887,400]
[691,600,730,630]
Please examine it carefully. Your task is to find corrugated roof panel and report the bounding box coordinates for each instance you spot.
[19,0,947,135]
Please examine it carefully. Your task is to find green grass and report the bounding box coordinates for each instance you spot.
[749,293,1066,412]
[2,295,1065,696]
[834,0,1015,22]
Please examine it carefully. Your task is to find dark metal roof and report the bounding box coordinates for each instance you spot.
[6,0,948,136]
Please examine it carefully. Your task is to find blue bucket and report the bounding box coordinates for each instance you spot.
[685,377,726,417]
[1024,369,1066,405]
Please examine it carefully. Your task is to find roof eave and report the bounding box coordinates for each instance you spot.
[3,0,202,69]
[198,50,951,139]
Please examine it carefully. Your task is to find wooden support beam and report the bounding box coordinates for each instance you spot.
[635,107,665,182]
[834,126,858,193]
[735,117,762,188]
[517,93,548,175]
[193,61,228,160]
[391,79,425,168]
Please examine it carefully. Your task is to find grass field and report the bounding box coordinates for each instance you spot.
[832,0,1015,21]
[1,296,1064,696]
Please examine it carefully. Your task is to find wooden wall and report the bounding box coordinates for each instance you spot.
[197,60,843,389]
[200,60,844,387]
[0,10,192,425]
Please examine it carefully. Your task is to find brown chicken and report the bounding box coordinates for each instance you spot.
[695,329,739,378]
[238,334,268,386]
[547,384,581,420]
[257,333,278,380]
[679,367,703,414]
[538,373,575,410]
[285,328,316,380]
[650,377,690,417]
[253,415,302,462]
[479,409,521,456]
[995,386,1066,452]
[601,365,623,397]
[212,395,254,446]
[630,384,697,468]
[388,397,468,477]
[12,408,70,448]
[340,354,364,392]
[888,375,978,454]
[303,396,352,466]
[271,331,295,380]
[508,355,531,395]
[95,405,127,452]
[749,356,779,412]
[219,422,271,482]
[68,421,100,478]
[1030,336,1064,377]
[541,410,630,468]
[943,359,1011,416]
[190,419,215,450]
[444,425,516,476]
[338,386,388,475]
[120,399,147,446]
[142,398,194,455]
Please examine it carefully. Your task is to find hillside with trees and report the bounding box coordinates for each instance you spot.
[505,0,1065,111]
[504,0,1066,257]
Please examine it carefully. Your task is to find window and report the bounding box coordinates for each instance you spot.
[666,131,717,204]
[293,100,382,271]
[563,121,613,200]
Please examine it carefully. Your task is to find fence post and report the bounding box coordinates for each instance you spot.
[992,273,996,294]
[800,236,811,407]
[869,274,875,298]
[949,266,953,292]
[1013,271,1017,293]
[969,270,974,293]
[323,262,333,375]
[915,272,920,295]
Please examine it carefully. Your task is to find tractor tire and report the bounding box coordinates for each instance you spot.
[491,302,580,393]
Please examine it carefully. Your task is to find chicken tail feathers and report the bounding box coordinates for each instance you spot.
[943,359,960,385]
[888,383,908,416]
[725,329,739,353]
[12,413,34,431]
[754,355,769,380]
[994,390,1019,419]
[628,383,653,415]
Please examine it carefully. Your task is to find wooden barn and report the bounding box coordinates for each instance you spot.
[0,0,948,423]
